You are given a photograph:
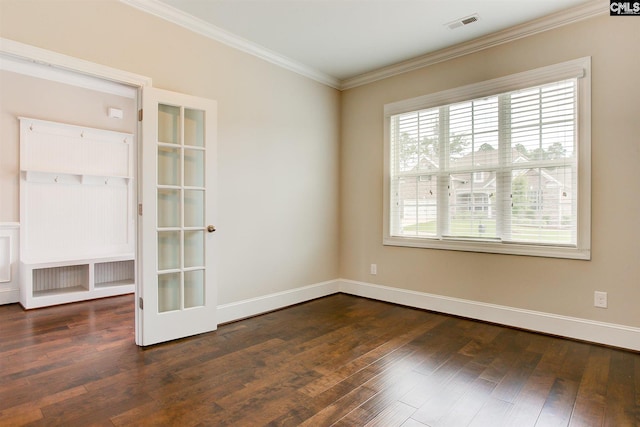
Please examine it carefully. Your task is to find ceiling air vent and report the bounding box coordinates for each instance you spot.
[446,14,480,30]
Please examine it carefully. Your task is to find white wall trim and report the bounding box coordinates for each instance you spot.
[0,289,20,305]
[217,279,340,324]
[0,38,152,89]
[0,222,20,228]
[341,0,607,90]
[214,277,639,351]
[0,54,138,98]
[4,264,637,350]
[336,279,640,352]
[120,0,341,90]
[120,0,606,91]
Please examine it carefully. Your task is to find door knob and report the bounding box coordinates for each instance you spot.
[207,225,216,233]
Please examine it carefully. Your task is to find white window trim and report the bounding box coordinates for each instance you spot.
[383,57,591,260]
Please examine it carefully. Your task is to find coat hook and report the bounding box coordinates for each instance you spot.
[80,131,84,138]
[105,178,109,185]
[55,176,59,183]
[29,124,33,131]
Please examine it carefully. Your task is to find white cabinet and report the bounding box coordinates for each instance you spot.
[19,118,135,309]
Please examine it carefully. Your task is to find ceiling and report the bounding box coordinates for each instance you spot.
[128,0,603,88]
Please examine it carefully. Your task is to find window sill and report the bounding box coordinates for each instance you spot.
[383,235,590,260]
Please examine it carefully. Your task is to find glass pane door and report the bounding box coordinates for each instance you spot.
[157,105,206,312]
[139,86,217,347]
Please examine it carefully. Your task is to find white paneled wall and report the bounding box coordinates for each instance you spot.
[0,223,19,304]
[23,174,130,262]
[0,235,10,282]
[21,121,131,177]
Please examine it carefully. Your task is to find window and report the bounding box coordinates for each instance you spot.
[473,171,486,183]
[384,58,591,259]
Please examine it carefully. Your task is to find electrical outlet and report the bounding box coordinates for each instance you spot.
[594,291,607,308]
[370,264,377,275]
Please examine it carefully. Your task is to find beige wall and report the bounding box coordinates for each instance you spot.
[0,0,341,305]
[341,14,640,327]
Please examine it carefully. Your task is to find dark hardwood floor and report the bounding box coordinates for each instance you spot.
[0,294,638,426]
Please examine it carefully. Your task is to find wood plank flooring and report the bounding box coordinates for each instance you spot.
[0,294,638,426]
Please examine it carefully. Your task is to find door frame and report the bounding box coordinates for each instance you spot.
[1,38,152,345]
[0,38,152,89]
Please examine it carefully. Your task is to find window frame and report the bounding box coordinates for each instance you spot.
[383,58,591,260]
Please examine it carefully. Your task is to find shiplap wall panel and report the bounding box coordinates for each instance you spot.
[21,120,131,177]
[20,118,134,263]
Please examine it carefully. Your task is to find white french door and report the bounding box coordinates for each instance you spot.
[137,87,217,346]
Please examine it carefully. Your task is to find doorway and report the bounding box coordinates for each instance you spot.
[0,38,143,340]
[1,38,219,346]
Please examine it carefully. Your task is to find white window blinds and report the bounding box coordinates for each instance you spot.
[384,58,590,259]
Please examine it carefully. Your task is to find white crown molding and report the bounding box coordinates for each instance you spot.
[122,0,606,91]
[120,0,341,90]
[0,38,152,90]
[2,1,607,91]
[341,0,608,90]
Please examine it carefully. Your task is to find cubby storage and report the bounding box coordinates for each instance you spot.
[19,118,136,309]
[32,264,89,297]
[95,260,135,288]
[21,256,135,309]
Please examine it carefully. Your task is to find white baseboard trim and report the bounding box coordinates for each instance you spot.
[214,278,639,351]
[0,288,19,305]
[217,279,340,325]
[336,279,640,352]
